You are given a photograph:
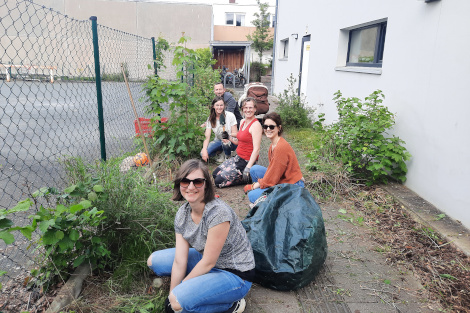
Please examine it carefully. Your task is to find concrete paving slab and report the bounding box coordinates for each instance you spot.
[318,204,437,313]
[245,284,300,313]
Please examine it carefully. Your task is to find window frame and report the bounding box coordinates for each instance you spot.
[346,21,387,68]
[279,38,289,59]
[225,12,245,26]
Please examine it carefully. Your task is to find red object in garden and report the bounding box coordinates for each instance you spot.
[134,117,168,137]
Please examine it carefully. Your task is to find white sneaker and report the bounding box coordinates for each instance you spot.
[230,298,246,313]
[216,153,225,164]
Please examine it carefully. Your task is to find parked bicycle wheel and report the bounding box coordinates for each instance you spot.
[236,77,246,88]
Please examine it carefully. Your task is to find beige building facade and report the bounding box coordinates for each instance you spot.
[33,0,212,49]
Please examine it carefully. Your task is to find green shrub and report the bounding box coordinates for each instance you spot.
[3,182,111,290]
[277,74,315,128]
[250,61,267,82]
[144,36,210,161]
[63,157,177,291]
[331,90,411,184]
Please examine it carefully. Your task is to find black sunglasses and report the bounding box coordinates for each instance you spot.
[180,178,206,188]
[263,124,277,130]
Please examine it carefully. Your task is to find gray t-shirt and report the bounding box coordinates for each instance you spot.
[174,198,255,272]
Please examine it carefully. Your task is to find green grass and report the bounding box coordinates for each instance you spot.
[286,128,352,201]
[62,156,177,291]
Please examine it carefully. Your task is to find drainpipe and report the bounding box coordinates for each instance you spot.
[271,0,279,94]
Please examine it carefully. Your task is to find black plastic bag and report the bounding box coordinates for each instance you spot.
[242,184,328,291]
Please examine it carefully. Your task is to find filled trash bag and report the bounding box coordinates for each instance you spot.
[242,184,328,291]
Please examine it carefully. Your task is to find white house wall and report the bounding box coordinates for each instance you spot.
[273,0,470,229]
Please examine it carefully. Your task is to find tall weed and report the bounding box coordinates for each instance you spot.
[63,157,177,290]
[277,74,315,128]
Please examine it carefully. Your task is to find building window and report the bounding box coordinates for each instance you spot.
[271,14,275,27]
[226,13,245,26]
[280,38,288,59]
[347,22,386,67]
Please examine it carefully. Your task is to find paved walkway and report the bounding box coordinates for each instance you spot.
[218,84,470,312]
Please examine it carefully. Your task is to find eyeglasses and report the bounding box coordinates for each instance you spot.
[180,178,206,188]
[263,124,277,130]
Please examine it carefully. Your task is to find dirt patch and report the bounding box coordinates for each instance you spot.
[0,273,57,312]
[347,187,470,312]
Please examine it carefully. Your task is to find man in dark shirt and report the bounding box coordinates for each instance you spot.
[214,82,243,129]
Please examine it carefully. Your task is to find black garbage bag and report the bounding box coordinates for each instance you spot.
[242,184,327,291]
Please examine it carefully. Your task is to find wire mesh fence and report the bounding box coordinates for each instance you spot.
[0,0,172,306]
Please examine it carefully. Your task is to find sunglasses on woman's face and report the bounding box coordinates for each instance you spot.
[180,178,206,188]
[263,124,277,130]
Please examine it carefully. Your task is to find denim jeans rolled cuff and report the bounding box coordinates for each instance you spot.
[247,178,305,203]
[149,248,252,313]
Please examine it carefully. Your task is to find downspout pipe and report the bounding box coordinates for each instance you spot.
[271,0,279,94]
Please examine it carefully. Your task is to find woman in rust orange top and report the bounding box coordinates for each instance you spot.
[212,97,262,188]
[244,112,304,203]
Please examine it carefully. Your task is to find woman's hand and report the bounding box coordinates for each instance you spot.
[201,148,209,162]
[242,167,251,183]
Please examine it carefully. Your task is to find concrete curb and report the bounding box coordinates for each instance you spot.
[381,182,470,257]
[45,264,91,313]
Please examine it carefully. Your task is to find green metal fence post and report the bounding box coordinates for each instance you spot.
[90,16,107,161]
[151,37,157,77]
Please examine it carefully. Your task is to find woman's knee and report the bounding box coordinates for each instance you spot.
[147,249,175,276]
[214,174,225,187]
[169,291,183,312]
[147,253,153,267]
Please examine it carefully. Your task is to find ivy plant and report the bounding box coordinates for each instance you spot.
[331,90,411,185]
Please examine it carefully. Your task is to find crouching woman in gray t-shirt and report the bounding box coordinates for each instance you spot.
[147,159,255,313]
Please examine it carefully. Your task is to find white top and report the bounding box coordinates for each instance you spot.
[206,111,237,140]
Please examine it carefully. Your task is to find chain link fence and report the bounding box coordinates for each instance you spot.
[0,0,175,306]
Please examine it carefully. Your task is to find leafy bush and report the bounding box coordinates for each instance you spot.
[63,157,177,291]
[195,47,216,69]
[191,50,220,108]
[277,74,315,128]
[144,37,215,161]
[0,200,36,289]
[331,90,411,184]
[250,61,267,82]
[2,182,111,290]
[30,186,110,289]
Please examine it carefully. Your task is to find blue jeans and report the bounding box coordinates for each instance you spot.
[248,165,305,203]
[206,139,237,158]
[148,248,252,313]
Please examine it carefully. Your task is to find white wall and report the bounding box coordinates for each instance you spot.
[273,0,470,229]
[212,2,275,26]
